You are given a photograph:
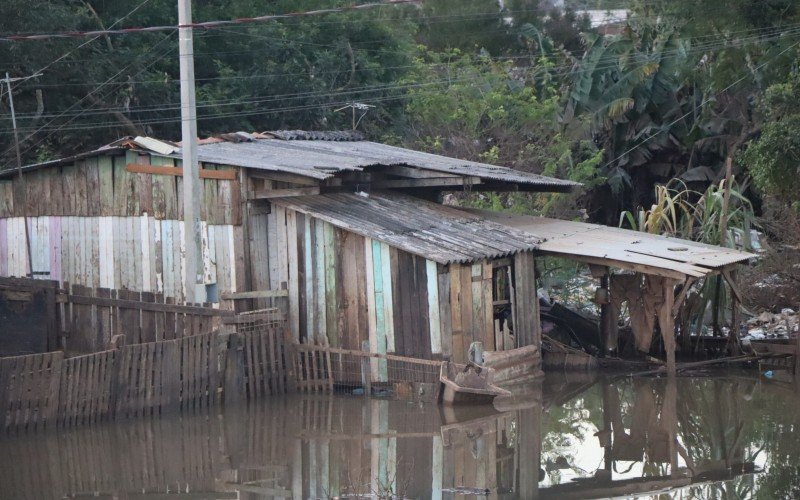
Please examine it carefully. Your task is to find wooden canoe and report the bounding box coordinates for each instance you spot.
[439,362,510,406]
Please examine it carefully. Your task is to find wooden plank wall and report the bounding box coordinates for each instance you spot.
[0,153,241,224]
[445,261,495,363]
[0,277,59,355]
[0,215,242,303]
[276,208,499,364]
[513,251,541,349]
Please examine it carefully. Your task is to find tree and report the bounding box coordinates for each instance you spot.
[739,71,800,209]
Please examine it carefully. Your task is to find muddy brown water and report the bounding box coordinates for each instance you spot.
[1,372,798,499]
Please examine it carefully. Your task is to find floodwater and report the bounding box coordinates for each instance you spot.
[1,373,799,499]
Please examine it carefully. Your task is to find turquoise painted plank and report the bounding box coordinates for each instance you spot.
[380,243,395,353]
[371,239,388,381]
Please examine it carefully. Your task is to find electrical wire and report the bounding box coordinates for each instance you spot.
[0,1,419,42]
[6,24,800,124]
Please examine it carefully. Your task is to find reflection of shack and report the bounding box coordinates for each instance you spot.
[0,379,758,499]
[540,378,756,500]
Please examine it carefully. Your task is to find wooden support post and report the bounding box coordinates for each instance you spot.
[599,270,618,356]
[659,278,677,375]
[728,270,741,356]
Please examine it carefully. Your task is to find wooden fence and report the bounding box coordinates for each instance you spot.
[63,284,234,353]
[292,343,442,401]
[1,320,290,432]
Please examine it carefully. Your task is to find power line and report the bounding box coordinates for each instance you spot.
[0,1,419,42]
[7,24,800,124]
[5,0,156,94]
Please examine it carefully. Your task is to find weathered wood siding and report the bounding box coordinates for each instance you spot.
[443,261,495,363]
[278,208,498,362]
[0,215,243,303]
[0,153,241,224]
[513,251,541,348]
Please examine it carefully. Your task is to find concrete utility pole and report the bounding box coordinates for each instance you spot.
[178,0,204,303]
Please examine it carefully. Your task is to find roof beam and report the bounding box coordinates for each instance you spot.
[541,252,695,280]
[372,176,481,189]
[125,163,237,180]
[250,186,320,199]
[246,170,320,186]
[380,164,460,179]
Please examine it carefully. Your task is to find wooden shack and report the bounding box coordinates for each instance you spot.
[0,131,577,363]
[0,130,753,369]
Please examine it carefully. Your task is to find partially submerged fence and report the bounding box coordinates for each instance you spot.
[63,284,233,353]
[0,318,290,432]
[293,342,442,402]
[0,276,236,356]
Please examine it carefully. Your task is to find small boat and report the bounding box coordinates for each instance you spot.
[439,361,510,406]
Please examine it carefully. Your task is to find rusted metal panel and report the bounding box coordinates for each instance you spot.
[273,193,542,265]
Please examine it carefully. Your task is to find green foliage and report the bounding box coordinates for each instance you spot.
[740,72,800,208]
[564,25,693,195]
[619,181,694,237]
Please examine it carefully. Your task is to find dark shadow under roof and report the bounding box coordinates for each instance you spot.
[272,192,543,264]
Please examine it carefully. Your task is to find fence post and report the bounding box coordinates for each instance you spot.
[44,351,64,429]
[361,340,371,397]
[223,332,245,405]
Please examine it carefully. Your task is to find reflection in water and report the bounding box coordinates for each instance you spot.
[1,373,798,498]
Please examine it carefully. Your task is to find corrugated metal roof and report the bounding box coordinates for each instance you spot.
[189,138,579,190]
[272,192,543,264]
[0,146,127,179]
[466,209,755,277]
[3,131,578,191]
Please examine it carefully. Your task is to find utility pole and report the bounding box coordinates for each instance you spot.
[178,0,203,303]
[2,71,42,278]
[3,72,38,178]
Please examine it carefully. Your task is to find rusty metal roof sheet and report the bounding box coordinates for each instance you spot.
[467,209,755,278]
[272,192,543,264]
[189,138,578,190]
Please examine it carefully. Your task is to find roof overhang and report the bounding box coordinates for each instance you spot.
[466,209,755,279]
[272,192,543,265]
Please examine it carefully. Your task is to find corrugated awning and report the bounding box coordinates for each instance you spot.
[272,193,543,264]
[467,209,755,279]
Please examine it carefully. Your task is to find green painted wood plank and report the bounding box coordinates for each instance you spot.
[314,219,327,343]
[380,242,395,353]
[323,222,338,347]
